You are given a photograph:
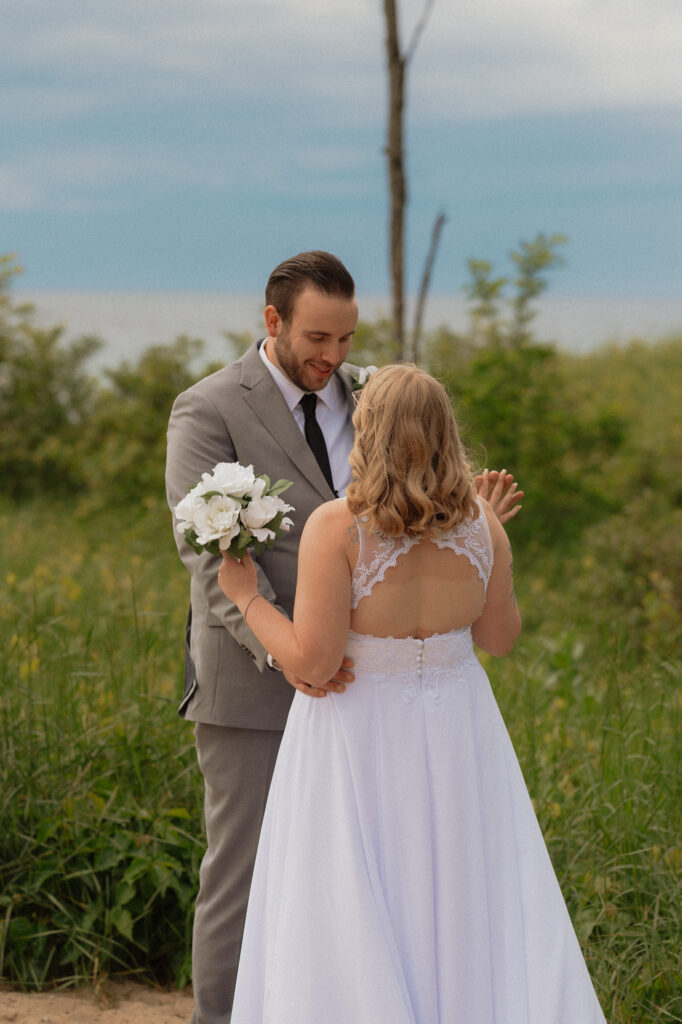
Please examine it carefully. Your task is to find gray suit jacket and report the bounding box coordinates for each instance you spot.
[165,341,357,730]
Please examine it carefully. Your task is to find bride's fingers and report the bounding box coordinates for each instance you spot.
[489,469,509,502]
[499,504,522,523]
[498,481,518,508]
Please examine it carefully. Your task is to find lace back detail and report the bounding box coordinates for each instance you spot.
[350,500,493,609]
[351,532,421,609]
[433,509,494,588]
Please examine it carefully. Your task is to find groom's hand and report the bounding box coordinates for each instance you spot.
[475,469,523,524]
[282,656,355,699]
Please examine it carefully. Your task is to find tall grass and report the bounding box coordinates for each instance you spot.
[0,499,202,989]
[487,628,681,1023]
[1,500,680,1021]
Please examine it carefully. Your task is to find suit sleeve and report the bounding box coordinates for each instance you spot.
[165,385,284,672]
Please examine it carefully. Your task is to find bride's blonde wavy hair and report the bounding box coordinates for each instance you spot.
[346,364,478,538]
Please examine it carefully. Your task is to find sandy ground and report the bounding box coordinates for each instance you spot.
[0,982,194,1024]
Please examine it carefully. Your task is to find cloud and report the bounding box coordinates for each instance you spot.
[4,0,681,299]
[4,1,378,83]
[411,0,682,117]
[0,169,45,212]
[4,0,679,127]
[0,86,100,124]
[0,145,230,212]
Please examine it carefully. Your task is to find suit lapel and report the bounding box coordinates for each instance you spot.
[239,344,336,501]
[337,363,357,422]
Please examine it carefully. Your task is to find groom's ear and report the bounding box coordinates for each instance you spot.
[264,305,282,337]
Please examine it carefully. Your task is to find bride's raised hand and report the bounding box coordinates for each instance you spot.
[218,549,259,610]
[474,468,523,524]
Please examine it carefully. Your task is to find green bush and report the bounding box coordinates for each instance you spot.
[441,342,624,549]
[80,336,221,509]
[0,256,102,498]
[574,493,682,658]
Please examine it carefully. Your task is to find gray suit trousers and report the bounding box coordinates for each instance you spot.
[190,723,282,1024]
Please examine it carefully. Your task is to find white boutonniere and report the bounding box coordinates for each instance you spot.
[174,462,294,558]
[350,364,378,393]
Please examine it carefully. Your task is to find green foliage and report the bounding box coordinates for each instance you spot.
[508,232,567,346]
[463,259,507,347]
[0,256,225,509]
[80,337,221,509]
[425,232,629,549]
[351,315,402,367]
[0,255,102,498]
[487,630,681,1023]
[0,501,201,988]
[443,341,624,548]
[561,336,682,509]
[224,329,256,359]
[575,493,682,658]
[462,232,567,349]
[423,324,476,380]
[3,788,199,989]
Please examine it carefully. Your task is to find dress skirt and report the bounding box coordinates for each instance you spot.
[231,628,607,1023]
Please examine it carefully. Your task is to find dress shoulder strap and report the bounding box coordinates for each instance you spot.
[433,499,494,588]
[350,526,419,610]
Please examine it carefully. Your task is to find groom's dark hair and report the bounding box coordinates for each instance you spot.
[265,251,355,324]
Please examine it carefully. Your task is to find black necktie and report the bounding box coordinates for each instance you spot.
[299,393,335,494]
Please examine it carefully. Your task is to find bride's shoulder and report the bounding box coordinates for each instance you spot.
[304,498,354,537]
[300,499,357,568]
[475,496,506,548]
[476,495,493,522]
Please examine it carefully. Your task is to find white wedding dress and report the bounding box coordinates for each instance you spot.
[231,505,607,1023]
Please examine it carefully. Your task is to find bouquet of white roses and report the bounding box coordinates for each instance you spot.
[174,461,294,559]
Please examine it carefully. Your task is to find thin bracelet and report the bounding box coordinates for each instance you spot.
[243,593,265,625]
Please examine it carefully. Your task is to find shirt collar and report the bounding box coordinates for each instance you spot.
[258,338,344,412]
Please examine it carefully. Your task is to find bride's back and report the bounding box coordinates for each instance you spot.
[349,516,489,640]
[337,363,518,659]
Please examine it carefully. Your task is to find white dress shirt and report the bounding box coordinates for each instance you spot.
[258,340,353,496]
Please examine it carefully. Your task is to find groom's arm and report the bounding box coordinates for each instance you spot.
[166,385,284,671]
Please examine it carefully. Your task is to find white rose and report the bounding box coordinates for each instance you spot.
[202,462,256,497]
[245,476,267,500]
[219,532,239,551]
[174,485,205,532]
[240,495,290,531]
[250,526,276,543]
[193,494,242,545]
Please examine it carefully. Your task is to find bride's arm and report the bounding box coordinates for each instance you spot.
[218,502,352,687]
[471,499,522,656]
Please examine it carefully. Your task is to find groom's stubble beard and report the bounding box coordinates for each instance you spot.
[272,324,344,393]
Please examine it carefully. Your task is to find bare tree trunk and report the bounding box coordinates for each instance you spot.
[382,0,437,361]
[413,210,447,365]
[383,0,407,359]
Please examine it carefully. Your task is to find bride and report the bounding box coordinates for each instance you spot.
[218,364,607,1023]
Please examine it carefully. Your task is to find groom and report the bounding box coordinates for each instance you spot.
[166,250,522,1024]
[166,251,361,1024]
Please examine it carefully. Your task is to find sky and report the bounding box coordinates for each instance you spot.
[2,0,682,314]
